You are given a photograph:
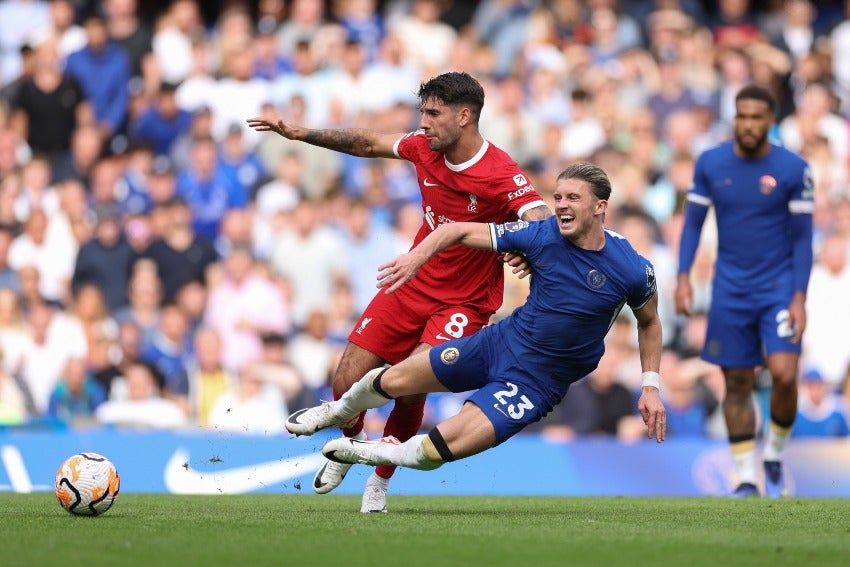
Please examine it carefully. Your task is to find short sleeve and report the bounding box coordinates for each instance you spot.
[628,255,657,310]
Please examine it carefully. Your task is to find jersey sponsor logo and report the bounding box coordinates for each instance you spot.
[468,193,478,213]
[759,175,777,195]
[586,269,607,289]
[423,178,439,187]
[503,221,529,232]
[512,174,528,186]
[440,347,460,365]
[507,185,535,200]
[496,224,506,237]
[355,317,372,335]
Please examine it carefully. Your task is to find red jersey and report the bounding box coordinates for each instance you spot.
[393,130,547,313]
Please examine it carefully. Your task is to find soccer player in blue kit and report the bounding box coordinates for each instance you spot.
[285,163,666,473]
[675,85,814,498]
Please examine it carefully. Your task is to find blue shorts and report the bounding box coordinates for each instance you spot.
[703,288,801,368]
[429,326,593,445]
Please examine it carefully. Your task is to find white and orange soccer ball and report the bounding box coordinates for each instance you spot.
[54,452,120,516]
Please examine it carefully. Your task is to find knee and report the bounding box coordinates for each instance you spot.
[724,370,754,398]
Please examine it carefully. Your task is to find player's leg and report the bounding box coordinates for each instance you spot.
[289,350,449,436]
[721,366,760,496]
[702,298,763,496]
[311,289,424,495]
[309,342,385,494]
[367,306,489,510]
[760,298,803,498]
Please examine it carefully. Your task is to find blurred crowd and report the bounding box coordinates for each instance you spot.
[0,0,848,441]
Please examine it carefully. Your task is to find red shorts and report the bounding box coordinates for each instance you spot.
[348,284,493,365]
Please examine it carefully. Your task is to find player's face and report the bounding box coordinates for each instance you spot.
[733,98,774,155]
[418,98,462,151]
[553,178,606,240]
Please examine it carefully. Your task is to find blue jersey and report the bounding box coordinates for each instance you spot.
[685,141,813,295]
[489,217,656,370]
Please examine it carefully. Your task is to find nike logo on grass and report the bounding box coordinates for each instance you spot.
[164,449,326,494]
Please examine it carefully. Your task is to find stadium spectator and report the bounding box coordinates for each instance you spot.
[176,135,246,241]
[72,202,136,311]
[9,209,76,306]
[803,231,850,388]
[269,198,346,327]
[18,300,88,415]
[68,282,117,366]
[46,356,106,424]
[130,82,192,157]
[0,355,30,424]
[0,227,18,291]
[186,326,234,427]
[139,302,190,411]
[95,359,187,428]
[0,0,50,86]
[112,259,162,346]
[217,123,267,202]
[32,0,86,61]
[203,244,289,372]
[65,14,131,140]
[337,198,399,314]
[792,368,850,438]
[104,0,154,85]
[9,39,89,172]
[207,361,288,434]
[141,195,217,302]
[152,0,204,86]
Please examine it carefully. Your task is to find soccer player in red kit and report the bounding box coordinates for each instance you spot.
[248,72,551,512]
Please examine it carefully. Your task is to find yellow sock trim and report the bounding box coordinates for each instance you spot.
[730,439,756,455]
[770,421,792,437]
[421,436,444,464]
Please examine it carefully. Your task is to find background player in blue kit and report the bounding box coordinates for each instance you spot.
[675,85,814,498]
[285,163,666,473]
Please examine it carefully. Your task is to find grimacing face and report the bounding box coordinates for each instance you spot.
[553,177,606,241]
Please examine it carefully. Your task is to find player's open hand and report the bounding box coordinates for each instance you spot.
[501,251,532,279]
[246,117,299,139]
[377,253,424,294]
[638,387,666,443]
[787,292,807,343]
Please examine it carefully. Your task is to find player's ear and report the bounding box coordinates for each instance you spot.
[457,106,471,127]
[595,199,608,217]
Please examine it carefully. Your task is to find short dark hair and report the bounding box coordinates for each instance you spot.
[417,72,485,123]
[735,85,776,115]
[557,162,612,201]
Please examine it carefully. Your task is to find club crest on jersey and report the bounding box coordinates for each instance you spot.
[759,175,777,195]
[586,269,607,289]
[440,347,460,365]
[468,193,478,213]
[355,317,372,335]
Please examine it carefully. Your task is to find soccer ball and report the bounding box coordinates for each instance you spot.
[54,452,120,516]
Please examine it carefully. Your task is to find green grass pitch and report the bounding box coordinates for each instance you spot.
[2,494,849,566]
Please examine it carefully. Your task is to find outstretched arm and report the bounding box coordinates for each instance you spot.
[378,222,493,293]
[246,116,401,158]
[632,292,666,443]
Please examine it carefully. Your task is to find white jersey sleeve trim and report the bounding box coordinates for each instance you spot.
[685,193,712,207]
[392,135,405,158]
[517,199,548,219]
[488,224,498,251]
[789,200,814,214]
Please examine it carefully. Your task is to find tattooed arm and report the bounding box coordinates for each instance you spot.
[246,116,401,159]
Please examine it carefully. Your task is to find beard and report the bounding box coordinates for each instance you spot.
[734,129,769,157]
